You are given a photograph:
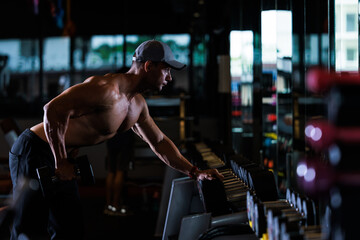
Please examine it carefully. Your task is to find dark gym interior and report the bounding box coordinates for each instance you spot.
[0,0,359,239]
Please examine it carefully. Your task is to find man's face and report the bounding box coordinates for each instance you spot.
[148,62,173,91]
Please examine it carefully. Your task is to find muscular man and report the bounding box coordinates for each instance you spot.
[9,40,223,239]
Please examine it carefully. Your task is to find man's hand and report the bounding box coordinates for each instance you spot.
[55,159,76,181]
[195,168,224,181]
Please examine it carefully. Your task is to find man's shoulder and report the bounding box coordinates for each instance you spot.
[132,94,146,106]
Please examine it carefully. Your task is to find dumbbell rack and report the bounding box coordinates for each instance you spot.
[162,140,324,239]
[247,188,322,240]
[298,68,360,240]
[162,141,255,239]
[228,152,323,240]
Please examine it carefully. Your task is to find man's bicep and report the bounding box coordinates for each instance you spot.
[133,116,164,147]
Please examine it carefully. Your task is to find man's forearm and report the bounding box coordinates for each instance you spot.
[43,104,69,168]
[46,127,67,168]
[152,136,194,175]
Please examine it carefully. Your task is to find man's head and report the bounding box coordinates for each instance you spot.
[132,40,186,70]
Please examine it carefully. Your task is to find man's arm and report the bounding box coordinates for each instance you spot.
[43,78,101,180]
[132,99,223,181]
[43,96,71,176]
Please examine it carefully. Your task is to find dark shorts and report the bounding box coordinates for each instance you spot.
[106,130,134,172]
[9,129,83,240]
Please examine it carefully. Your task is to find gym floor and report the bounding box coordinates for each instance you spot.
[0,179,163,240]
[80,180,163,240]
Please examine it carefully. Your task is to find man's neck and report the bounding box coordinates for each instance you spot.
[118,73,144,100]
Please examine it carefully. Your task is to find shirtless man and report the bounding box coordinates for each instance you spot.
[9,40,223,239]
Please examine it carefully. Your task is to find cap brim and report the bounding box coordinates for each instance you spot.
[165,60,186,70]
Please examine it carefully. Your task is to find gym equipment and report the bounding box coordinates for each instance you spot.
[326,86,360,126]
[229,156,278,202]
[247,169,278,201]
[306,67,360,93]
[178,212,251,240]
[304,66,360,239]
[162,177,205,240]
[246,187,319,239]
[196,223,256,240]
[326,143,360,170]
[253,198,294,238]
[297,158,360,195]
[36,155,95,197]
[305,120,360,151]
[162,141,322,240]
[163,143,256,239]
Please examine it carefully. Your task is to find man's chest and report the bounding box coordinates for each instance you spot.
[110,98,142,132]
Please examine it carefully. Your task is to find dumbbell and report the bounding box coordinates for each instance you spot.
[219,169,237,180]
[219,169,245,185]
[267,206,305,240]
[242,165,263,186]
[302,198,317,226]
[195,142,211,153]
[218,169,250,204]
[250,198,292,237]
[246,190,286,225]
[276,215,322,240]
[290,191,317,227]
[224,183,247,194]
[297,158,360,195]
[223,180,249,197]
[286,189,318,227]
[223,179,247,190]
[253,200,290,238]
[305,119,360,151]
[36,155,95,197]
[272,215,304,240]
[238,162,259,185]
[326,86,360,126]
[246,191,256,225]
[306,67,360,93]
[229,155,251,178]
[220,170,243,187]
[202,152,226,169]
[266,190,319,239]
[327,143,360,170]
[222,179,249,211]
[248,169,279,202]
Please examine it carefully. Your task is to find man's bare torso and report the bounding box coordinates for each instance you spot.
[31,74,144,148]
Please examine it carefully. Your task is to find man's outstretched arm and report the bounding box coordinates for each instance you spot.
[132,100,223,181]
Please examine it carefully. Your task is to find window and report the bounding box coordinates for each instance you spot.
[0,39,39,73]
[74,35,124,71]
[0,34,191,117]
[335,0,358,71]
[44,37,70,72]
[0,39,40,103]
[346,48,356,61]
[346,13,356,32]
[230,31,254,83]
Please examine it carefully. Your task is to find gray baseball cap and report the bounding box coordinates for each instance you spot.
[132,40,186,70]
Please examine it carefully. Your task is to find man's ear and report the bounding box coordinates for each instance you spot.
[144,61,152,72]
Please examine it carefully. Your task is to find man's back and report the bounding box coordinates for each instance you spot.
[30,74,144,148]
